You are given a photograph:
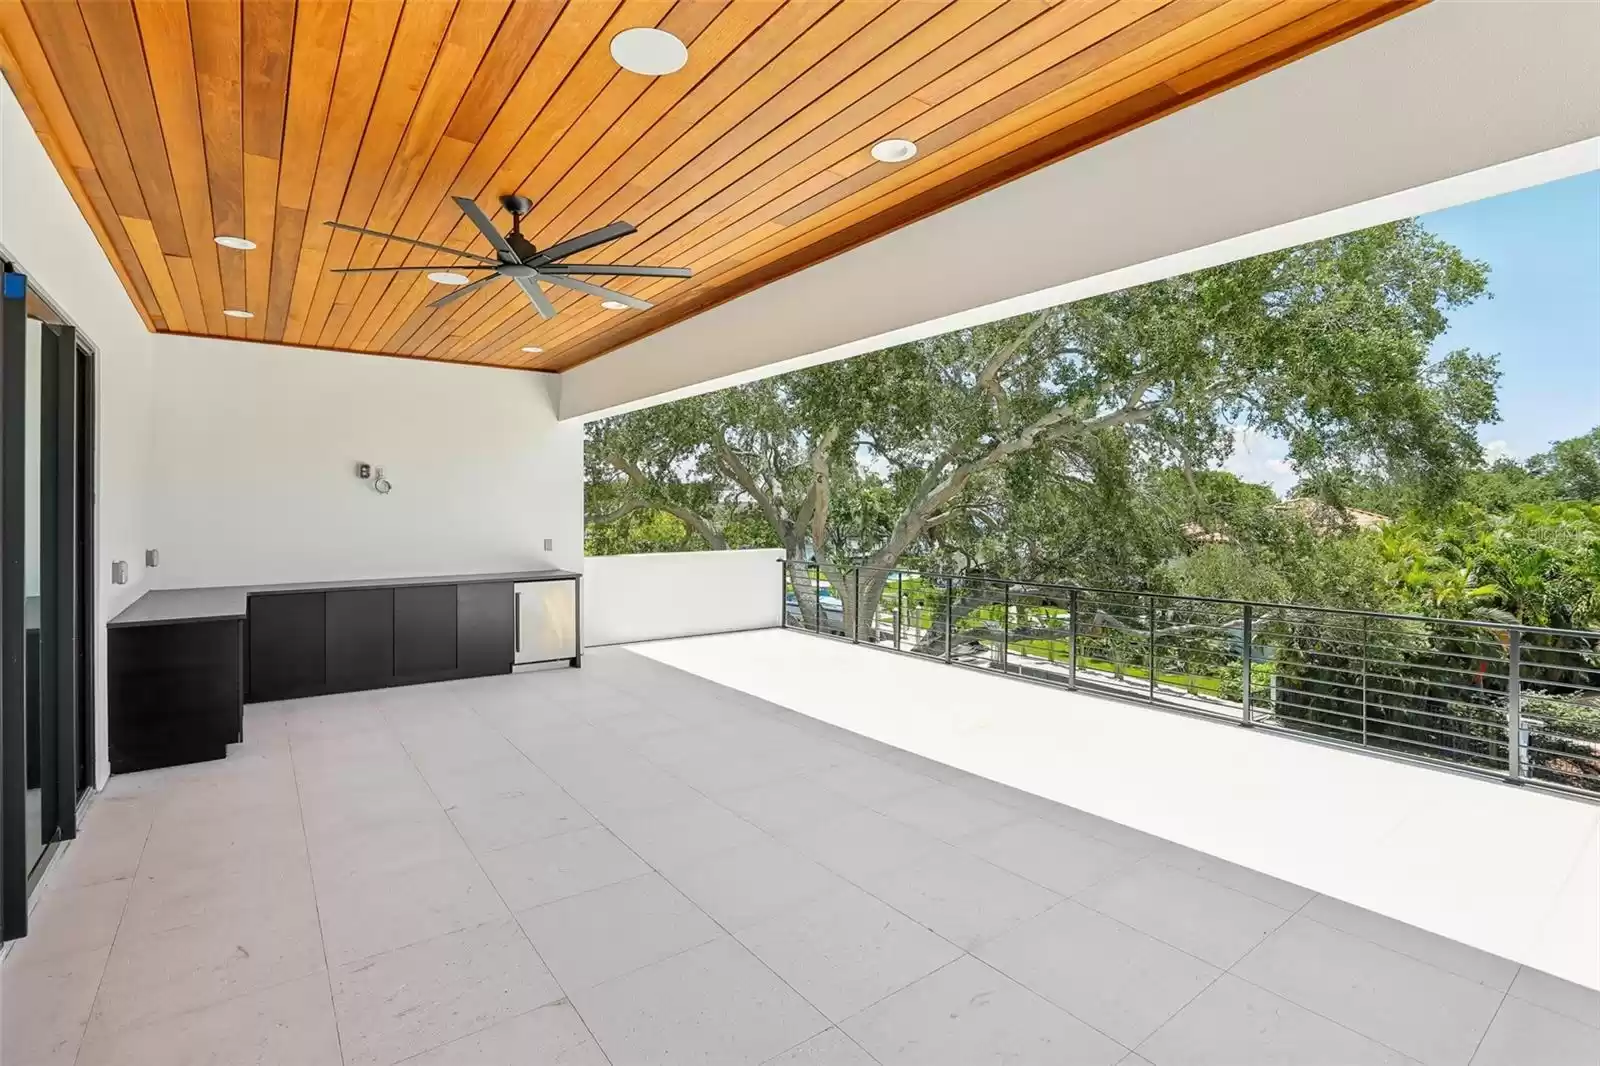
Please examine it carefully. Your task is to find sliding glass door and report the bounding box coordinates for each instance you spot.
[2,268,92,940]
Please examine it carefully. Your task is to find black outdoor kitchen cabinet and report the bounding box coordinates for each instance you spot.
[108,618,242,772]
[248,591,326,701]
[324,587,395,693]
[108,570,578,773]
[456,581,514,677]
[394,584,459,678]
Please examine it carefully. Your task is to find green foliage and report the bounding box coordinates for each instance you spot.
[1377,501,1600,628]
[589,219,1498,605]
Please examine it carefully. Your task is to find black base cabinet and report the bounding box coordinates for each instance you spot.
[109,620,242,773]
[457,582,514,676]
[395,584,458,678]
[245,580,516,704]
[325,588,394,693]
[248,592,326,701]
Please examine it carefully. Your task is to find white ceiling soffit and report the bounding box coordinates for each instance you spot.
[559,0,1600,422]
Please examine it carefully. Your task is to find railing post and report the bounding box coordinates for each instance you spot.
[945,576,954,663]
[1241,604,1254,727]
[852,566,861,644]
[1507,629,1523,781]
[1001,581,1010,672]
[811,564,821,635]
[1147,593,1157,702]
[1068,589,1079,690]
[1360,615,1369,747]
[780,560,787,630]
[895,572,903,651]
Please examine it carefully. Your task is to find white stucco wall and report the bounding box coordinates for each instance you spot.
[584,549,785,647]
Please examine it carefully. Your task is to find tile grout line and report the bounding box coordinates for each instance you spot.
[67,803,155,1066]
[389,686,618,1066]
[1120,877,1324,1060]
[1465,984,1514,1065]
[286,711,352,1066]
[460,674,854,1061]
[538,654,1129,1059]
[537,652,1185,1056]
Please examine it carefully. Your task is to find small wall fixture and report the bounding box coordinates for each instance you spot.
[600,300,628,310]
[428,271,471,285]
[610,27,687,76]
[871,138,918,164]
[145,548,160,568]
[214,235,256,250]
[223,308,254,319]
[111,560,128,585]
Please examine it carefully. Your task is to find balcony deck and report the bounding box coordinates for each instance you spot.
[4,636,1597,1065]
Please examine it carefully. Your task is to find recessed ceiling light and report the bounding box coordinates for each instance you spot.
[521,346,544,353]
[610,27,687,76]
[871,138,918,164]
[600,300,628,310]
[222,308,253,319]
[214,235,255,250]
[428,271,471,285]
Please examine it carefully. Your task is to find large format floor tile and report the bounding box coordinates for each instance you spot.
[10,649,1588,1066]
[515,872,723,990]
[736,884,963,1022]
[330,919,563,1066]
[1232,914,1503,1066]
[841,955,1128,1066]
[973,900,1221,1048]
[398,1002,610,1066]
[1136,975,1416,1065]
[569,936,830,1065]
[1075,857,1293,968]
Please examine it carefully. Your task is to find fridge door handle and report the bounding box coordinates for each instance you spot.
[514,591,522,654]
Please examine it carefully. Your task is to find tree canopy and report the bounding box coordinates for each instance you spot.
[589,218,1511,633]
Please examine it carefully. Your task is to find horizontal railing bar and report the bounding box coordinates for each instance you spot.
[797,561,1600,638]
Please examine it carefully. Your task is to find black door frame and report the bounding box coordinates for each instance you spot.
[1,267,96,941]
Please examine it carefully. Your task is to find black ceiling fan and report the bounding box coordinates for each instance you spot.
[323,194,691,317]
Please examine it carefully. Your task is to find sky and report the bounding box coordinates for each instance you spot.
[1225,169,1600,493]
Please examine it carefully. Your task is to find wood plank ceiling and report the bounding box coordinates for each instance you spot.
[0,0,1421,373]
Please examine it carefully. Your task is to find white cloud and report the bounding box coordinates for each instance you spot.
[1220,426,1299,494]
[1482,439,1517,463]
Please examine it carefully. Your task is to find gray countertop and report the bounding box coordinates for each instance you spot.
[108,569,580,629]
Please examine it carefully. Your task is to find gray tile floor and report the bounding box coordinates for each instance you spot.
[5,647,1598,1065]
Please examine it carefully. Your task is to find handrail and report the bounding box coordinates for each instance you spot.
[779,559,1600,639]
[779,559,1600,800]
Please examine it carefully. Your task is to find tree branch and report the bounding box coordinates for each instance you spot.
[713,441,789,547]
[607,453,730,551]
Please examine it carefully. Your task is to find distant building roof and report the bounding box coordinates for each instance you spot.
[1277,497,1389,533]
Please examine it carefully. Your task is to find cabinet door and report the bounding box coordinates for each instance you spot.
[394,584,457,677]
[325,588,394,692]
[109,620,241,772]
[457,583,512,677]
[248,592,325,701]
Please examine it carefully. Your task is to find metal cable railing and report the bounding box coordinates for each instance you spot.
[781,561,1600,799]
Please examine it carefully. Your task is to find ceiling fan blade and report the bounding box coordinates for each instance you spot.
[514,276,557,319]
[529,221,636,265]
[539,273,652,311]
[536,264,691,278]
[428,274,501,309]
[324,220,499,263]
[452,196,518,262]
[330,264,498,274]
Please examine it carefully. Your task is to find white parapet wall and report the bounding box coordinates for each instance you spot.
[584,549,786,647]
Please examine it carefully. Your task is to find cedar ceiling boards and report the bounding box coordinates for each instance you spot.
[0,0,1420,372]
